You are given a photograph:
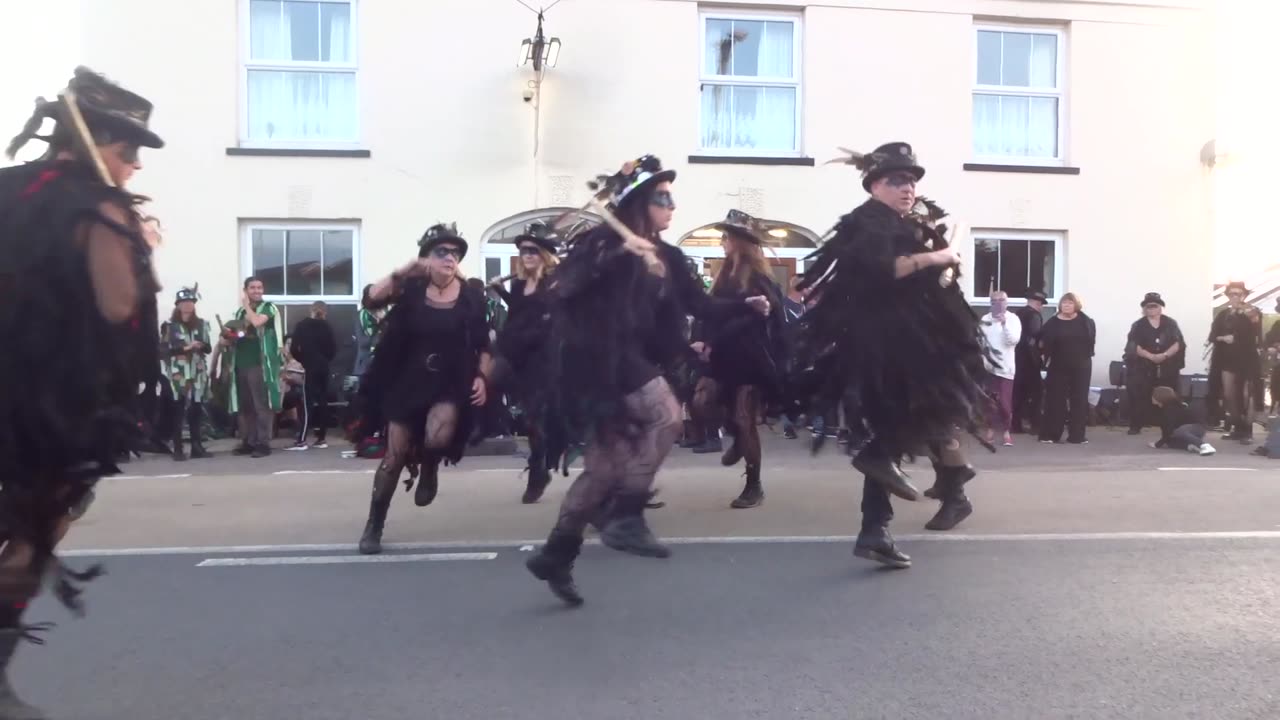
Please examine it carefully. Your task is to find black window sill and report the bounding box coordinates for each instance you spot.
[688,155,815,167]
[226,147,371,158]
[963,163,1079,175]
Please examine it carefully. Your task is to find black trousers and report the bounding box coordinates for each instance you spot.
[857,439,893,530]
[1040,362,1091,443]
[1126,363,1180,431]
[1011,363,1043,433]
[299,367,330,443]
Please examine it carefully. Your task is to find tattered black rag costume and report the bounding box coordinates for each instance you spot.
[795,142,991,566]
[0,66,163,717]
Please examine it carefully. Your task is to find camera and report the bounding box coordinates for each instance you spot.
[521,88,534,102]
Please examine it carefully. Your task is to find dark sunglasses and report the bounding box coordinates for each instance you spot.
[518,245,542,256]
[118,144,141,165]
[884,173,917,188]
[650,190,675,209]
[431,246,462,260]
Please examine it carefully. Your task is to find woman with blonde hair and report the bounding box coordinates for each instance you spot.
[489,221,565,503]
[690,210,787,509]
[1038,292,1097,444]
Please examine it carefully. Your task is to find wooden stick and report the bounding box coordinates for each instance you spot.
[586,198,664,276]
[57,90,114,188]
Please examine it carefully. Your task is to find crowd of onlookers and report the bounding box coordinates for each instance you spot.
[146,271,1280,464]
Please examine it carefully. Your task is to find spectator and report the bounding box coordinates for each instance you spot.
[980,290,1022,447]
[1209,282,1259,443]
[354,284,387,378]
[1038,292,1096,445]
[222,276,283,458]
[1149,385,1215,455]
[289,301,337,450]
[1266,298,1280,416]
[780,276,807,439]
[1011,290,1047,434]
[1124,292,1185,435]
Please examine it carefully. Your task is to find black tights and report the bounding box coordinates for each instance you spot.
[693,378,763,466]
[372,403,459,497]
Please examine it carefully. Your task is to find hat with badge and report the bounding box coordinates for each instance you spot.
[587,154,677,208]
[174,284,200,305]
[514,220,561,254]
[827,141,926,192]
[418,223,468,260]
[1140,292,1165,308]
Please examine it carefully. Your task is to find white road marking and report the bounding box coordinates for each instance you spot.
[1157,467,1256,472]
[196,552,497,567]
[62,530,1280,559]
[113,474,192,480]
[272,469,374,475]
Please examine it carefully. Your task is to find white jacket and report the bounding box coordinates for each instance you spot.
[981,312,1023,380]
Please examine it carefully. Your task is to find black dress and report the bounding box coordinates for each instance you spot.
[358,279,489,464]
[699,271,788,408]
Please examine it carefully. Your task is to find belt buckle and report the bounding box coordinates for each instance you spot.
[424,353,441,372]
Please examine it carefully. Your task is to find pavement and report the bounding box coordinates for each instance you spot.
[11,428,1280,719]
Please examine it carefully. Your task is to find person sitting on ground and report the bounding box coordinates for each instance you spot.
[1149,385,1215,456]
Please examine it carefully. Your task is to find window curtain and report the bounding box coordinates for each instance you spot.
[702,20,796,152]
[972,94,1057,158]
[248,1,356,142]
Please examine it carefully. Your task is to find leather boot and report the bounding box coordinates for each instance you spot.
[413,455,441,507]
[600,493,671,558]
[358,467,396,555]
[923,463,975,499]
[853,526,911,569]
[852,450,920,501]
[0,629,45,720]
[925,465,975,531]
[730,464,764,509]
[188,410,212,459]
[525,531,585,607]
[522,462,552,505]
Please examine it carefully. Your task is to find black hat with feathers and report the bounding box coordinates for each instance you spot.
[586,154,676,208]
[826,141,925,192]
[418,223,468,259]
[514,220,561,254]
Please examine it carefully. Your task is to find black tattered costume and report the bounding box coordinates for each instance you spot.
[792,142,992,568]
[0,67,165,717]
[356,224,492,555]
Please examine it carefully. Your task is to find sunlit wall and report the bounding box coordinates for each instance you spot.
[1214,0,1280,282]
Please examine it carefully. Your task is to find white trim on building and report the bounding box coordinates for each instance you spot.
[972,22,1067,167]
[968,228,1066,306]
[239,220,362,305]
[697,7,804,158]
[238,0,361,150]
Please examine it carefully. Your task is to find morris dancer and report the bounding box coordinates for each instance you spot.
[0,67,164,718]
[356,224,492,555]
[523,155,768,606]
[162,285,214,461]
[797,142,991,569]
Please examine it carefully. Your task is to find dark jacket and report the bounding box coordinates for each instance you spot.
[290,316,337,370]
[1154,400,1205,448]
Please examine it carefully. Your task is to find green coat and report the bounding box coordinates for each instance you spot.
[161,319,213,401]
[227,302,284,412]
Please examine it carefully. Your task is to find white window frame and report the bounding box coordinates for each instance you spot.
[240,221,362,305]
[237,0,361,149]
[697,8,804,157]
[972,23,1066,167]
[967,229,1065,307]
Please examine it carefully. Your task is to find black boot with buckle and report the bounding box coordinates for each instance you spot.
[730,464,764,509]
[359,465,397,555]
[853,525,911,569]
[925,465,975,531]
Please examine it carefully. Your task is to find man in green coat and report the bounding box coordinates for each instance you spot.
[221,276,284,457]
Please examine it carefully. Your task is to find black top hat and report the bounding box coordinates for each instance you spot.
[514,220,561,254]
[1026,290,1048,303]
[1140,292,1165,308]
[588,154,677,208]
[829,142,926,192]
[418,223,468,259]
[174,284,200,304]
[1224,280,1248,295]
[64,66,164,149]
[713,209,766,245]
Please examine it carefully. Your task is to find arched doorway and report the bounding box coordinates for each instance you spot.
[479,207,602,279]
[677,218,821,288]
